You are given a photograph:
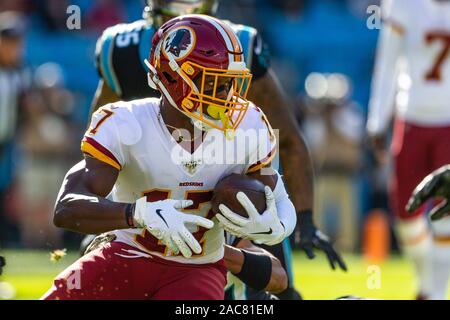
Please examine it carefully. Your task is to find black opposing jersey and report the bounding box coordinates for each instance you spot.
[95,20,158,100]
[95,19,270,101]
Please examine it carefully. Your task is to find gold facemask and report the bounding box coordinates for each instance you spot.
[179,61,253,133]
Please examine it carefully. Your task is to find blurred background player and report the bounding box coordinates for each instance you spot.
[16,62,78,248]
[87,0,347,300]
[298,73,365,253]
[0,11,30,252]
[367,0,450,299]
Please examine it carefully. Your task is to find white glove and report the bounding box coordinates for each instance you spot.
[216,186,286,245]
[133,197,214,258]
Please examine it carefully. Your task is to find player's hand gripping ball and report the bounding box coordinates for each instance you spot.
[212,174,286,245]
[133,198,214,258]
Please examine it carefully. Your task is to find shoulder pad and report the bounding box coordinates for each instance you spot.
[98,102,142,146]
[240,103,273,133]
[382,0,411,30]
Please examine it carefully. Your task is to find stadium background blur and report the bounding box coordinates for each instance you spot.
[0,0,426,299]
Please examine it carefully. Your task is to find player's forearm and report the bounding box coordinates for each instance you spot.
[223,244,244,274]
[279,129,314,211]
[274,94,315,211]
[265,254,288,294]
[54,193,130,234]
[226,243,287,294]
[272,171,298,238]
[53,159,129,234]
[236,243,288,294]
[250,70,314,211]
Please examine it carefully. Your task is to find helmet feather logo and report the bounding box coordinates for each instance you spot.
[163,26,196,61]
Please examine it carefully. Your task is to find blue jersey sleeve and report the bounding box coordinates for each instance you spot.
[95,25,123,96]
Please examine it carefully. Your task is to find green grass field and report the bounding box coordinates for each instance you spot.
[1,249,447,300]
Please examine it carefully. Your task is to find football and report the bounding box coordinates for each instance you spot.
[211,173,267,218]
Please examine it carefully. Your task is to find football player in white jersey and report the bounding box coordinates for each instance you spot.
[41,15,296,300]
[367,0,450,299]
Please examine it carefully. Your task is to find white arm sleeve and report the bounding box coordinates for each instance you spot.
[367,23,404,135]
[273,172,297,238]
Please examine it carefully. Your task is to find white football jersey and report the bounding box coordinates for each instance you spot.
[81,97,276,264]
[368,0,450,134]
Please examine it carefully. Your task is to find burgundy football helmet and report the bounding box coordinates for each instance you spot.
[145,14,253,133]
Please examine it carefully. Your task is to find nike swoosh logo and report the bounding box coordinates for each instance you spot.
[155,209,169,227]
[250,228,273,235]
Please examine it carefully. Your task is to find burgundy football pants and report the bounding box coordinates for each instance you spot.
[390,118,450,220]
[41,241,227,300]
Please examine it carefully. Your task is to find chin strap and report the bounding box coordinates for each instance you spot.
[144,59,161,90]
[145,57,199,120]
[145,58,182,112]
